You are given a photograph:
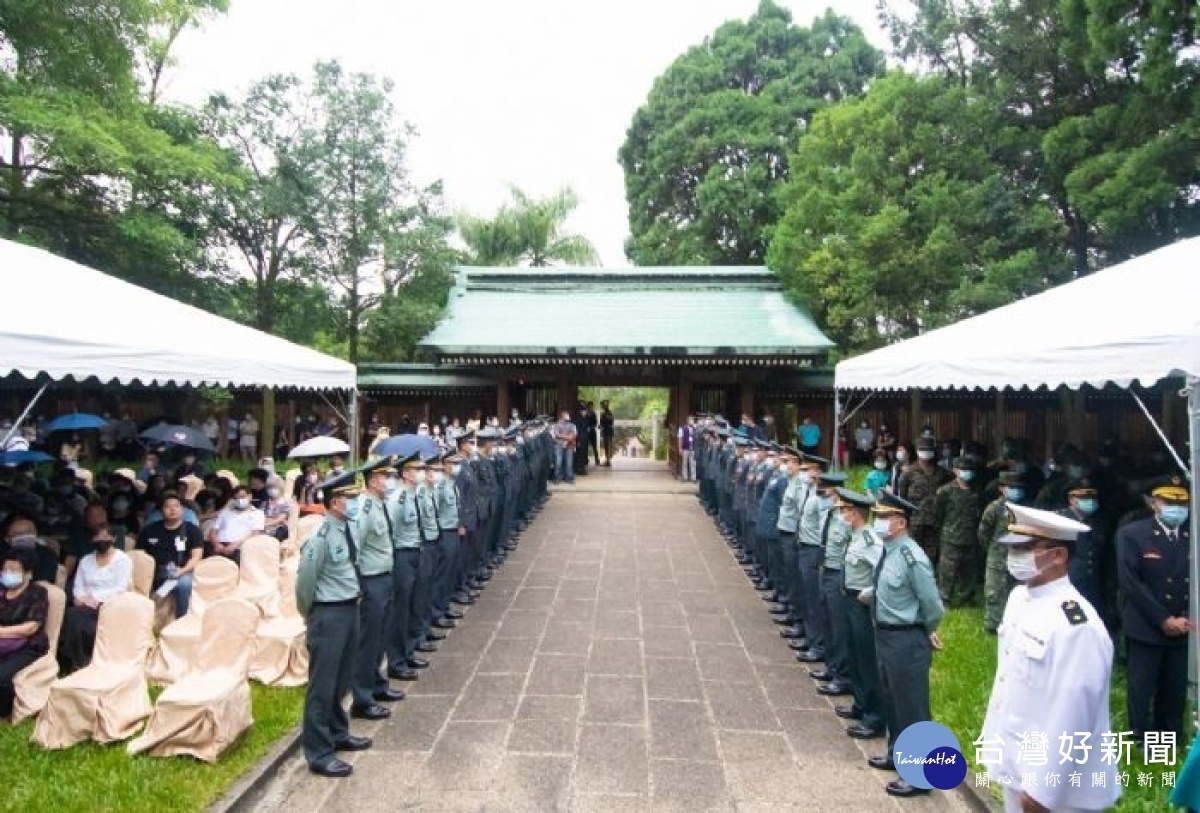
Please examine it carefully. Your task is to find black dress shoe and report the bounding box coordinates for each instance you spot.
[868,756,896,771]
[427,630,448,640]
[374,688,406,703]
[835,705,862,720]
[886,780,931,797]
[452,595,476,606]
[309,757,353,777]
[817,681,853,696]
[846,724,884,739]
[406,657,429,669]
[787,640,808,652]
[416,641,439,653]
[808,669,833,680]
[388,666,418,681]
[767,604,789,615]
[335,734,373,751]
[796,650,825,663]
[433,618,457,629]
[350,703,391,720]
[444,610,465,620]
[771,615,797,626]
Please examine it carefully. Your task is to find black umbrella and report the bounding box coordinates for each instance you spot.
[139,424,216,452]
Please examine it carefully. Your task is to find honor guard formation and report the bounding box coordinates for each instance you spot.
[296,420,555,777]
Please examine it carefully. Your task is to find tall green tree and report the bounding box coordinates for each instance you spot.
[619,2,884,265]
[769,71,1068,351]
[458,185,599,266]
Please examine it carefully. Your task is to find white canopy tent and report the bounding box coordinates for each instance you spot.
[0,239,359,455]
[833,235,1200,693]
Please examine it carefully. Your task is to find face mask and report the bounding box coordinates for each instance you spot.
[112,498,130,512]
[385,476,399,494]
[872,518,893,538]
[895,451,907,463]
[1067,465,1085,480]
[450,465,462,477]
[267,487,281,499]
[0,572,23,589]
[819,496,834,511]
[874,461,887,470]
[1076,498,1097,515]
[1005,488,1025,503]
[95,540,114,554]
[798,471,812,485]
[1160,505,1189,527]
[234,497,250,510]
[1006,549,1043,582]
[957,470,975,482]
[8,534,37,550]
[433,472,445,485]
[918,451,935,461]
[344,498,360,521]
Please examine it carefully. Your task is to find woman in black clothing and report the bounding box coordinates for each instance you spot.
[0,547,50,717]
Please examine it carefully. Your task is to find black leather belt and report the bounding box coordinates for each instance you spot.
[876,623,922,632]
[822,566,843,574]
[314,598,359,608]
[844,588,864,598]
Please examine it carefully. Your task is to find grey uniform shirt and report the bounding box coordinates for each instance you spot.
[355,492,393,577]
[873,534,945,632]
[435,477,459,530]
[295,514,359,617]
[390,487,421,549]
[798,487,824,546]
[821,508,852,569]
[776,475,804,534]
[415,483,439,543]
[843,527,883,591]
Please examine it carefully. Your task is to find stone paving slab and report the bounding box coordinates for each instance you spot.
[244,482,976,813]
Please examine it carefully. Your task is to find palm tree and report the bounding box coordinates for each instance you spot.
[458,185,600,266]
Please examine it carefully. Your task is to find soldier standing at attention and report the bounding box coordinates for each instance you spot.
[431,451,466,630]
[296,471,371,777]
[810,472,853,698]
[386,454,425,682]
[451,431,479,606]
[836,488,886,743]
[868,492,945,798]
[931,456,983,606]
[981,503,1118,812]
[1117,475,1192,746]
[795,455,831,664]
[349,457,404,722]
[898,437,950,565]
[978,471,1025,634]
[1059,479,1109,622]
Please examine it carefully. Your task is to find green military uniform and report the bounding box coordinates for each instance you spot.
[931,457,983,606]
[351,459,398,712]
[978,472,1023,633]
[897,442,951,565]
[837,488,885,735]
[871,492,945,798]
[296,472,364,775]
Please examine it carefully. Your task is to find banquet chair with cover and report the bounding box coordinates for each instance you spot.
[250,559,307,686]
[31,592,155,748]
[127,598,259,762]
[129,550,155,596]
[147,557,239,685]
[237,535,282,618]
[9,583,66,724]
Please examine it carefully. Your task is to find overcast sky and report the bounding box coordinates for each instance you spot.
[167,1,891,266]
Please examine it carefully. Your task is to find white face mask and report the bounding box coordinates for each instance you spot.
[234,497,250,510]
[874,460,888,470]
[872,518,893,538]
[918,450,935,461]
[895,451,908,463]
[450,465,462,477]
[1006,549,1042,582]
[799,471,812,485]
[433,472,445,485]
[384,476,399,494]
[267,487,281,499]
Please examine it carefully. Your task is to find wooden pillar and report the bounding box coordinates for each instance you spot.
[495,377,509,422]
[910,389,922,443]
[261,388,275,463]
[555,371,574,417]
[993,391,1005,454]
[739,379,755,421]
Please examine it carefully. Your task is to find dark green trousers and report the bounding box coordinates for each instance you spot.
[876,626,932,752]
[304,603,360,766]
[844,593,884,730]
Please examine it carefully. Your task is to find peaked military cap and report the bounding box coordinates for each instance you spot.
[359,455,399,476]
[397,451,425,470]
[476,426,503,441]
[323,470,364,497]
[916,437,936,452]
[732,436,751,447]
[874,491,918,518]
[818,472,848,488]
[1001,503,1089,545]
[779,445,802,460]
[1066,477,1096,498]
[442,451,464,465]
[1149,474,1189,503]
[833,487,872,510]
[424,453,444,469]
[455,430,476,445]
[799,453,828,469]
[953,455,980,470]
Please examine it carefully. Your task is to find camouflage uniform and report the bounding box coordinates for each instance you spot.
[978,495,1016,632]
[931,470,982,606]
[898,462,950,566]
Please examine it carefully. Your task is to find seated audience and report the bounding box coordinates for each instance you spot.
[206,485,264,561]
[0,548,50,718]
[2,516,59,585]
[137,492,204,617]
[262,476,294,543]
[58,526,131,672]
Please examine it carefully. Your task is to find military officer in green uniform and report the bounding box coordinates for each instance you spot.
[296,471,371,777]
[897,437,950,564]
[931,456,983,606]
[836,488,886,742]
[387,454,425,681]
[978,470,1024,633]
[868,491,945,798]
[350,456,405,720]
[811,473,854,698]
[774,448,806,640]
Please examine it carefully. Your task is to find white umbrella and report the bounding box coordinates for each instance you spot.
[288,436,351,459]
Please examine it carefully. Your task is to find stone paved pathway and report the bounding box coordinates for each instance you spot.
[247,468,975,812]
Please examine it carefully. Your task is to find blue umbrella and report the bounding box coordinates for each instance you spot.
[0,450,55,466]
[373,434,439,460]
[45,413,108,433]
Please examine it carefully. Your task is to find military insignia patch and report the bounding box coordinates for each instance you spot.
[901,547,917,567]
[1062,600,1087,625]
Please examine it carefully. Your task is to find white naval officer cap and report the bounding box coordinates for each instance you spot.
[1000,503,1090,546]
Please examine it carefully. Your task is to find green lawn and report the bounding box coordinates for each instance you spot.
[3,683,304,813]
[934,607,1188,811]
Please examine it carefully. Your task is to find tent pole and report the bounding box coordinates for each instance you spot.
[1,383,49,448]
[348,388,360,467]
[831,388,841,472]
[1188,377,1199,720]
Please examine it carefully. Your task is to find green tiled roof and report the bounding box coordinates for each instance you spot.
[419,267,833,360]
